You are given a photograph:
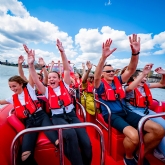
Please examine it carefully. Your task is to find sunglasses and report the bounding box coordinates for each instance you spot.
[102,70,115,73]
[89,76,94,79]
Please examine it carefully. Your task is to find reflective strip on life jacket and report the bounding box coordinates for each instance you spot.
[48,81,72,109]
[13,87,40,119]
[101,76,125,101]
[130,83,153,108]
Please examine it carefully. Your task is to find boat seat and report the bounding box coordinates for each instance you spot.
[149,100,165,119]
[97,113,125,161]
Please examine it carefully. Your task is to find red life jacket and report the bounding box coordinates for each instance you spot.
[84,81,94,93]
[101,76,125,101]
[13,87,41,119]
[48,81,72,109]
[74,79,82,88]
[129,83,153,108]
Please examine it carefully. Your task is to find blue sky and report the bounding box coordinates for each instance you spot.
[0,0,165,70]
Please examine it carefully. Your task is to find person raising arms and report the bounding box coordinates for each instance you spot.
[94,34,165,165]
[0,75,58,165]
[25,39,92,165]
[81,61,95,115]
[125,64,165,163]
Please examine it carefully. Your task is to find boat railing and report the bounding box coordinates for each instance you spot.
[138,112,165,165]
[69,87,86,122]
[10,122,105,165]
[93,89,111,154]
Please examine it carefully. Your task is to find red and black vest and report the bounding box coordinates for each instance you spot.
[84,81,94,93]
[48,81,72,109]
[128,83,153,108]
[101,76,125,101]
[13,87,41,119]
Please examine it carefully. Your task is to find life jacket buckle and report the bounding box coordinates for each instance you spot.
[23,109,30,117]
[58,100,64,108]
[115,93,119,99]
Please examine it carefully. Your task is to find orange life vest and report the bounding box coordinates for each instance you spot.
[48,81,72,109]
[84,81,94,93]
[13,87,41,119]
[129,83,153,108]
[101,76,125,101]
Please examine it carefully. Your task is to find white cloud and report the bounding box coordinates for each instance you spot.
[0,0,29,17]
[0,0,165,70]
[0,0,76,65]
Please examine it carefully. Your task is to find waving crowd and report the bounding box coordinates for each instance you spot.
[0,34,165,165]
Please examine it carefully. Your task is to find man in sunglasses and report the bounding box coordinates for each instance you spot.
[81,61,95,115]
[94,35,165,165]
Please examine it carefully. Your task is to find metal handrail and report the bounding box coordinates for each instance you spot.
[10,122,105,165]
[138,112,165,165]
[76,100,86,122]
[69,88,87,121]
[93,89,111,154]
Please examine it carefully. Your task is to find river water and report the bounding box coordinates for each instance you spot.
[0,65,165,108]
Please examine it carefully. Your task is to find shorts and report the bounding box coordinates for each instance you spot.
[103,110,142,133]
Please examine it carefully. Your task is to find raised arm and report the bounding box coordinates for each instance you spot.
[121,34,140,83]
[56,39,70,85]
[125,64,153,92]
[82,63,86,75]
[23,45,46,94]
[82,61,93,83]
[18,55,28,81]
[94,39,117,88]
[38,57,48,85]
[149,67,165,88]
[49,61,55,72]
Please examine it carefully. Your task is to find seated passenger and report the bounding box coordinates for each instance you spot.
[81,61,95,115]
[94,34,165,165]
[25,39,92,165]
[125,63,165,163]
[0,75,58,165]
[74,72,82,99]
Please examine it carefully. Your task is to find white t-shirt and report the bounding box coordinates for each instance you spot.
[6,83,42,111]
[44,81,74,115]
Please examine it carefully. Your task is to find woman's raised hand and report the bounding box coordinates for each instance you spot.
[102,38,117,59]
[86,61,93,70]
[38,57,46,66]
[23,44,29,54]
[129,34,140,55]
[27,49,35,65]
[155,67,165,75]
[18,55,25,64]
[142,63,153,75]
[56,39,64,52]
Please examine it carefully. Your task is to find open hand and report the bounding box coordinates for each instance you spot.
[56,39,64,52]
[102,38,117,59]
[129,34,140,54]
[18,55,25,64]
[155,67,165,75]
[27,49,35,65]
[38,57,46,66]
[86,61,93,70]
[23,44,29,54]
[142,63,153,75]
